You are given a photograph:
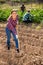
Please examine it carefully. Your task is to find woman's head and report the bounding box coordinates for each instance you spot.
[11,9,17,20]
[11,9,17,15]
[11,9,17,13]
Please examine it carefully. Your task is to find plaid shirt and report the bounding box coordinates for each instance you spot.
[6,16,18,35]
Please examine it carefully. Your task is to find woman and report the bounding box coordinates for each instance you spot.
[6,9,19,53]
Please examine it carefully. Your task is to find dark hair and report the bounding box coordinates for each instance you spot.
[11,10,14,14]
[28,10,30,12]
[22,3,24,7]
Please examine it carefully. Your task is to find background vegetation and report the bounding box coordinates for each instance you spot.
[0,0,43,23]
[0,8,43,23]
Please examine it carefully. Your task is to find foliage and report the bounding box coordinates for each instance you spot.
[0,9,11,21]
[30,9,43,23]
[0,8,43,23]
[18,10,26,22]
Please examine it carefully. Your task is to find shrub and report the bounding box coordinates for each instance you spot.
[0,8,43,23]
[30,9,43,23]
[0,8,11,21]
[18,10,26,22]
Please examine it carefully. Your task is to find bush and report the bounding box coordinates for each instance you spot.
[0,8,26,22]
[30,9,43,23]
[18,9,43,23]
[18,10,26,22]
[0,8,11,21]
[0,8,43,23]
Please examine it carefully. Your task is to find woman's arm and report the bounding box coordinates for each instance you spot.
[7,15,11,21]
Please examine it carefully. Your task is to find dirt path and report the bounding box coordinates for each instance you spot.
[0,23,43,65]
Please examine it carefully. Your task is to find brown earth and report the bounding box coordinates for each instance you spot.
[0,23,43,65]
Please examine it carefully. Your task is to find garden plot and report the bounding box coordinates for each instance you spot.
[0,23,43,65]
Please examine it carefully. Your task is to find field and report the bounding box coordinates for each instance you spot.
[0,23,43,65]
[0,2,43,65]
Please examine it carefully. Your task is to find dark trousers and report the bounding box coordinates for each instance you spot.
[23,20,32,24]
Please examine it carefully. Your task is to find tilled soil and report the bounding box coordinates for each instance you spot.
[0,23,43,65]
